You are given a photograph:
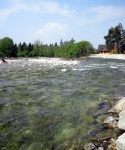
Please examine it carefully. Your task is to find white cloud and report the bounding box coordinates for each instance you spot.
[0,9,14,19]
[90,6,125,21]
[0,0,76,20]
[80,6,125,25]
[34,22,68,43]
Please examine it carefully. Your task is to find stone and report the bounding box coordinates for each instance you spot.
[103,116,117,128]
[118,110,125,130]
[98,147,104,150]
[109,97,125,113]
[101,141,108,150]
[84,142,96,150]
[116,133,125,150]
[107,138,116,150]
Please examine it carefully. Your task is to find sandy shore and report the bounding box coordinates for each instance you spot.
[89,54,125,60]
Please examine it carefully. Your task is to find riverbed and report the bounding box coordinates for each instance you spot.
[0,57,125,150]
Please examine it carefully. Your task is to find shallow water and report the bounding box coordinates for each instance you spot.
[0,58,125,150]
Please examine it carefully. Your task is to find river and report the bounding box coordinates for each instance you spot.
[0,58,125,150]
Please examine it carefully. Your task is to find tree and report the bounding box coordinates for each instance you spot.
[104,23,125,54]
[55,42,58,46]
[60,39,63,47]
[104,27,115,51]
[27,43,33,54]
[22,42,27,51]
[18,43,23,52]
[12,44,18,57]
[69,37,75,44]
[63,40,93,58]
[0,37,15,57]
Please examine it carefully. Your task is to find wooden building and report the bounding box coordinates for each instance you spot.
[98,45,111,54]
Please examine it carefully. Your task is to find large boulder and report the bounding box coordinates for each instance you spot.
[116,133,125,150]
[118,110,125,130]
[108,97,125,113]
[103,116,117,128]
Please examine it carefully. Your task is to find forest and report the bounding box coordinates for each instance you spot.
[1,23,125,58]
[0,37,95,58]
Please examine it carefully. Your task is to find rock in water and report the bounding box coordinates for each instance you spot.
[103,116,117,128]
[1,57,8,63]
[109,97,125,113]
[116,133,125,150]
[118,110,125,130]
[84,142,96,150]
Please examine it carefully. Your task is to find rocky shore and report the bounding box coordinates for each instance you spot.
[1,54,125,66]
[0,57,79,67]
[88,54,125,149]
[85,97,125,150]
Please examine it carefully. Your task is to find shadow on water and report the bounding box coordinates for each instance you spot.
[0,58,125,149]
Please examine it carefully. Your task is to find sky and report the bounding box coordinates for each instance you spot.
[0,0,125,48]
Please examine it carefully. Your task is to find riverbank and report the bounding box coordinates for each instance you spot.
[0,57,79,66]
[1,54,125,66]
[85,97,125,150]
[89,54,125,60]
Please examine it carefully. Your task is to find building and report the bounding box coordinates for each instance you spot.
[98,45,111,54]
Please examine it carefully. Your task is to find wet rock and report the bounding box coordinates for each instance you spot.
[116,133,125,150]
[103,116,117,128]
[118,110,125,130]
[84,142,96,150]
[98,147,104,150]
[101,140,108,150]
[108,97,125,113]
[107,138,116,150]
[1,57,8,63]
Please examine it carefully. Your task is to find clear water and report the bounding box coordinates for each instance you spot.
[0,58,125,150]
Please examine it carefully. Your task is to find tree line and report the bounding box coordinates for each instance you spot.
[104,23,125,54]
[0,37,95,58]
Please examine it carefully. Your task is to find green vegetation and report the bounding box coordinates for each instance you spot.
[0,37,95,58]
[0,37,16,57]
[104,23,125,54]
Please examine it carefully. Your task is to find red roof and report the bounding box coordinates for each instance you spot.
[98,45,110,52]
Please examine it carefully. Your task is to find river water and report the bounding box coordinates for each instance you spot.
[0,58,125,150]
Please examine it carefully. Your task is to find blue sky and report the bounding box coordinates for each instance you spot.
[0,0,125,48]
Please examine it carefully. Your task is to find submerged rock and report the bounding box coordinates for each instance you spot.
[116,133,125,150]
[103,116,117,128]
[118,110,125,130]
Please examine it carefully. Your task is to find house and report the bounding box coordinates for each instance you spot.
[98,45,111,54]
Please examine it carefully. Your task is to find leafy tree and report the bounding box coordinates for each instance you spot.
[104,23,125,53]
[104,27,115,51]
[1,37,94,58]
[62,41,93,58]
[0,37,14,57]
